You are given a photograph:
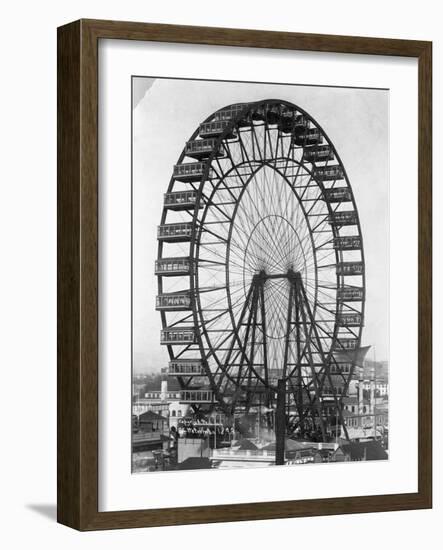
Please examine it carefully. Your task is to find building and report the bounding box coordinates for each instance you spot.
[168,400,189,428]
[335,440,388,461]
[341,407,389,441]
[138,410,168,435]
[132,379,190,429]
[361,379,389,396]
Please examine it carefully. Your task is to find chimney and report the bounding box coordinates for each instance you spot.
[369,377,375,415]
[358,379,364,415]
[161,379,168,401]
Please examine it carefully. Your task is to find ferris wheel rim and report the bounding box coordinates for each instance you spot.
[156,98,366,409]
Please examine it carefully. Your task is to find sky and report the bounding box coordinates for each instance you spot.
[132,77,389,373]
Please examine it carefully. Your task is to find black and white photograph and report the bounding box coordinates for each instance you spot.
[1,0,436,543]
[131,76,389,473]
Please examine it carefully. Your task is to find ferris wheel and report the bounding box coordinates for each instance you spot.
[155,99,365,441]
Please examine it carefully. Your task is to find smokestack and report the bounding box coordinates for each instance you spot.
[369,378,375,415]
[161,380,168,401]
[358,379,364,415]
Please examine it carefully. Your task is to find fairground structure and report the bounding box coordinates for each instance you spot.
[155,100,367,465]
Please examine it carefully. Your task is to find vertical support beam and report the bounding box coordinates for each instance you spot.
[259,283,269,387]
[295,280,327,441]
[275,379,286,465]
[236,285,257,387]
[221,282,255,381]
[282,282,294,380]
[298,278,350,441]
[295,285,304,430]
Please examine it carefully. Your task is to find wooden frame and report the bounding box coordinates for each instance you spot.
[57,18,432,531]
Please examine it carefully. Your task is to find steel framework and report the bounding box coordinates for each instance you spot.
[155,99,366,454]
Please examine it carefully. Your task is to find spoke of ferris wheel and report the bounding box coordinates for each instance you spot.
[277,131,293,177]
[249,161,295,238]
[203,330,237,362]
[235,202,285,263]
[200,283,245,316]
[304,191,329,217]
[276,171,294,230]
[272,287,296,330]
[306,304,336,330]
[197,257,230,267]
[300,295,336,329]
[294,189,312,244]
[198,238,249,271]
[218,142,254,198]
[273,126,286,160]
[231,169,275,238]
[296,227,315,263]
[249,124,264,164]
[242,223,294,274]
[271,224,307,269]
[281,177,309,248]
[269,296,296,343]
[232,213,290,272]
[231,218,288,269]
[305,285,336,311]
[208,194,271,262]
[265,122,276,160]
[199,194,236,226]
[202,288,245,316]
[282,209,315,252]
[295,172,316,202]
[206,184,239,211]
[237,131,258,176]
[204,300,250,347]
[201,194,234,222]
[314,237,335,251]
[308,210,329,226]
[211,165,240,204]
[267,159,287,220]
[199,225,232,245]
[304,279,336,302]
[299,281,335,368]
[305,251,337,271]
[199,219,231,242]
[264,279,292,328]
[301,193,326,203]
[308,206,330,229]
[259,168,292,256]
[264,293,290,341]
[239,185,295,267]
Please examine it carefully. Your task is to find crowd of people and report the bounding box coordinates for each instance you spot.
[174,418,235,440]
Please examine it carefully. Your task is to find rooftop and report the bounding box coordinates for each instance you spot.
[138,410,168,422]
[340,440,388,461]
